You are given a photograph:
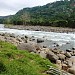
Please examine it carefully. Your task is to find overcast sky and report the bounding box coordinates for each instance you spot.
[0,0,57,16]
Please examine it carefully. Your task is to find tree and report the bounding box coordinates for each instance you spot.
[4,17,11,24]
[20,12,30,25]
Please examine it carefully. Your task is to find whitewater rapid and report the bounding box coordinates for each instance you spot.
[0,24,75,50]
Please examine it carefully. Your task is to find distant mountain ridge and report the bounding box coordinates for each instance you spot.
[1,0,75,28]
[0,16,4,19]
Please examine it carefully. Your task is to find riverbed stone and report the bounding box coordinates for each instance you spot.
[46,50,59,63]
[27,41,42,51]
[52,49,60,54]
[67,56,75,67]
[72,47,75,50]
[62,64,68,71]
[39,51,47,58]
[67,67,75,74]
[56,60,62,69]
[9,33,16,38]
[16,37,23,42]
[57,54,66,60]
[37,38,44,43]
[0,36,6,41]
[66,49,72,52]
[65,52,71,58]
[67,60,73,67]
[17,43,37,52]
[4,33,10,37]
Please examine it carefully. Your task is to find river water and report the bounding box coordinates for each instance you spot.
[0,24,75,50]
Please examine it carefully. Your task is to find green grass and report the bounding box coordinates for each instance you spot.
[0,41,56,75]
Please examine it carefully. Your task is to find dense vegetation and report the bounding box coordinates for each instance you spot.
[0,41,55,75]
[1,0,75,28]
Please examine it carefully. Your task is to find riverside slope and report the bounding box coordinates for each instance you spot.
[0,24,74,74]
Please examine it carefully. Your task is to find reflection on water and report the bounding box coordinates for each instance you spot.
[0,24,75,50]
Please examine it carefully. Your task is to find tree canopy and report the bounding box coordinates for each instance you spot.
[1,0,75,28]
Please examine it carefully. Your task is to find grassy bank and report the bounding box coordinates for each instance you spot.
[0,41,56,75]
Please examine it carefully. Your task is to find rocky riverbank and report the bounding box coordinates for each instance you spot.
[0,32,74,75]
[5,25,75,33]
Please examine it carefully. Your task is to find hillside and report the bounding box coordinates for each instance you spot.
[0,41,56,75]
[1,0,75,28]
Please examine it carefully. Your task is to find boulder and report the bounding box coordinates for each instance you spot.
[21,37,27,43]
[0,33,5,36]
[66,49,72,52]
[39,51,46,58]
[9,33,15,38]
[25,35,28,39]
[27,41,41,51]
[56,60,61,69]
[35,29,39,31]
[41,48,49,53]
[46,51,59,63]
[17,42,41,52]
[62,64,68,71]
[16,37,23,42]
[67,67,75,74]
[67,60,72,67]
[57,54,66,60]
[72,47,75,50]
[65,52,71,58]
[43,45,47,48]
[0,36,6,41]
[73,50,75,56]
[56,44,60,47]
[4,33,10,37]
[67,56,75,67]
[52,49,60,54]
[37,38,44,43]
[17,43,36,52]
[60,50,65,54]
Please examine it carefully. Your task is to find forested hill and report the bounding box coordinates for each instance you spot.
[1,0,75,28]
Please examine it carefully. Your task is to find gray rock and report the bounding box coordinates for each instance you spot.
[46,51,59,63]
[25,35,28,39]
[10,33,15,38]
[66,49,72,52]
[17,43,37,52]
[62,64,68,71]
[43,45,47,48]
[39,51,46,58]
[37,38,44,43]
[35,29,39,31]
[4,33,10,37]
[72,47,75,50]
[65,52,71,58]
[68,67,75,74]
[21,37,27,43]
[57,54,66,60]
[0,33,5,36]
[67,60,73,67]
[67,56,75,67]
[0,36,6,41]
[16,37,23,42]
[17,41,41,53]
[52,49,60,54]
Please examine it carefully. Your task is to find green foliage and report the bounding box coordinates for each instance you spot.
[0,41,56,75]
[0,61,6,73]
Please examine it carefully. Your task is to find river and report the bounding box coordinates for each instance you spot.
[0,24,75,50]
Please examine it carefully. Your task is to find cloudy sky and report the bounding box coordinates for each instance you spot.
[0,0,57,16]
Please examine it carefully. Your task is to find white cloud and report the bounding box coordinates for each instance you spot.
[0,0,56,16]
